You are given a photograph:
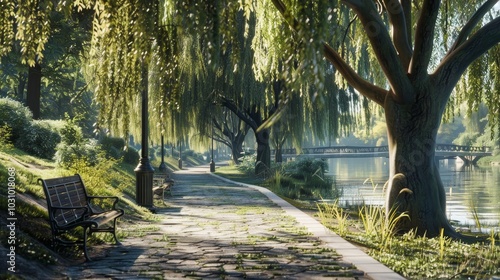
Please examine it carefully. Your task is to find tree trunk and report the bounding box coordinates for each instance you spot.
[230,140,244,165]
[17,74,27,101]
[384,92,459,238]
[275,146,283,163]
[255,128,271,175]
[26,63,41,119]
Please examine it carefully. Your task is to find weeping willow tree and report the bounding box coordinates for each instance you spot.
[178,6,345,173]
[261,0,500,238]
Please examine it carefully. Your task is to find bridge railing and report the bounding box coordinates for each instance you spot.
[435,144,489,152]
[279,144,489,155]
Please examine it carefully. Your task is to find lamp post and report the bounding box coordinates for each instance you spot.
[134,62,154,210]
[159,134,167,173]
[210,117,215,172]
[178,141,182,169]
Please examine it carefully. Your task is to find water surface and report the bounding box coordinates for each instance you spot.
[326,157,500,227]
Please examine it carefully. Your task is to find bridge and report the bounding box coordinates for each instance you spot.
[278,144,492,165]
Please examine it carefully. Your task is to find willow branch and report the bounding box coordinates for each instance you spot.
[218,96,259,130]
[446,0,498,55]
[382,0,413,70]
[344,0,415,103]
[323,44,387,106]
[410,0,440,77]
[433,17,500,96]
[401,0,412,43]
[271,0,388,106]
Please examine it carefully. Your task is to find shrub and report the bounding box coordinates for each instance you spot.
[54,139,102,168]
[15,120,63,159]
[0,125,14,149]
[0,98,32,143]
[99,136,126,159]
[284,157,328,181]
[59,116,84,145]
[123,147,140,165]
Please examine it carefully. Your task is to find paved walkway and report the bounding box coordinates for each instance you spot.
[64,166,404,280]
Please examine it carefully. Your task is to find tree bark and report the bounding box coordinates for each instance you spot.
[384,92,459,238]
[17,74,27,101]
[275,143,283,163]
[230,143,243,165]
[26,63,41,119]
[255,128,271,175]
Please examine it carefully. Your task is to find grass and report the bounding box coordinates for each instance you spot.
[215,164,500,279]
[0,146,162,274]
[214,165,264,185]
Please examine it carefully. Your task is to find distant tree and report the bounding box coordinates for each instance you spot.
[0,3,94,129]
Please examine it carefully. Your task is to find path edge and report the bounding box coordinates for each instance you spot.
[208,172,406,280]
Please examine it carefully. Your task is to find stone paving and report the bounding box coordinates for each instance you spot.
[62,166,404,280]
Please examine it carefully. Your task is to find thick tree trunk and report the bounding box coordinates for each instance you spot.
[384,93,459,238]
[255,128,271,175]
[26,63,41,119]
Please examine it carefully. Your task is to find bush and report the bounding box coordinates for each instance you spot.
[59,117,84,145]
[15,120,63,159]
[123,147,140,165]
[0,125,14,149]
[99,136,126,159]
[284,157,328,181]
[54,139,102,168]
[0,98,33,143]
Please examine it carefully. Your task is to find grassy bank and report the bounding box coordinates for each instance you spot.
[0,146,186,279]
[477,154,500,166]
[215,163,500,279]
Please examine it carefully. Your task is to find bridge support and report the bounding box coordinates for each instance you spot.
[458,155,483,165]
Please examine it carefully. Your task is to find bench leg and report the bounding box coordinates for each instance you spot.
[113,219,121,245]
[83,227,92,261]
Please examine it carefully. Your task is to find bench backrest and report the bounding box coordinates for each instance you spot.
[40,174,89,227]
[153,173,168,185]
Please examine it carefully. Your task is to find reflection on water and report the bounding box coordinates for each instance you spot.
[326,157,500,227]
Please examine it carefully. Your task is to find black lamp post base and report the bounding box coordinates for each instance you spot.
[135,158,154,208]
[210,160,215,172]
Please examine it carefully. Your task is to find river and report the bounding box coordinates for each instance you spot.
[326,157,500,228]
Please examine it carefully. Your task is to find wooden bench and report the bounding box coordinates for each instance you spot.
[39,174,124,261]
[152,173,175,201]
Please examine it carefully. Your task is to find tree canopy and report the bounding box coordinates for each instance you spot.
[1,0,499,237]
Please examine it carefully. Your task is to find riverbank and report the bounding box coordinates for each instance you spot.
[214,163,500,279]
[478,154,500,166]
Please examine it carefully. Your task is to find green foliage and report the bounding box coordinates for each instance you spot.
[59,116,84,145]
[317,199,350,237]
[317,198,500,279]
[0,97,33,143]
[54,139,101,168]
[99,136,126,159]
[0,125,14,149]
[15,120,63,159]
[283,157,328,182]
[99,136,140,165]
[369,231,500,279]
[123,147,140,165]
[262,158,342,201]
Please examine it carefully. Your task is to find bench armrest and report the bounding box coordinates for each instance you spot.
[87,196,120,209]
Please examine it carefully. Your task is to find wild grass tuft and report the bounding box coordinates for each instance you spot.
[316,199,350,237]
